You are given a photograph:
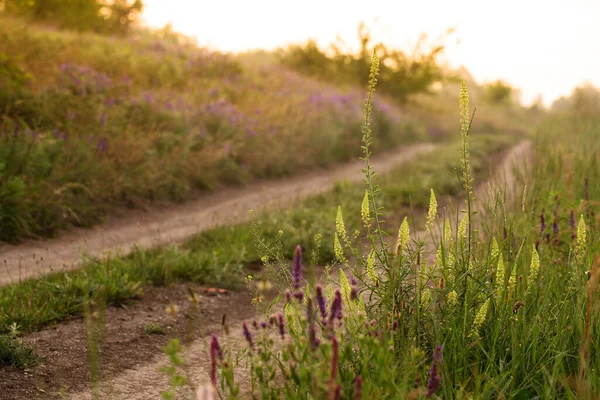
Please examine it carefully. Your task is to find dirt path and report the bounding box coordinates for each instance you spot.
[65,140,533,400]
[0,143,435,286]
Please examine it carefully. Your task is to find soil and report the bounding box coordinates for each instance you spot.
[0,143,435,286]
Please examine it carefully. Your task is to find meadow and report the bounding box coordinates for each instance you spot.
[0,12,596,400]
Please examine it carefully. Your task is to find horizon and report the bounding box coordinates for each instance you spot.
[141,0,600,107]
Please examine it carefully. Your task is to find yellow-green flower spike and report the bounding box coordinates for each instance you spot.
[366,250,377,285]
[444,218,452,245]
[339,269,351,305]
[334,233,346,263]
[470,299,490,338]
[496,256,505,292]
[491,238,500,262]
[426,189,438,230]
[396,217,410,256]
[528,245,540,284]
[361,190,370,228]
[447,290,458,307]
[576,214,587,263]
[460,80,470,135]
[336,206,348,243]
[421,289,431,308]
[458,214,468,239]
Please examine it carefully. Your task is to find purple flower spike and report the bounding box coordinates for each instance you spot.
[354,376,363,400]
[426,344,443,398]
[277,313,285,340]
[329,290,343,326]
[242,322,253,348]
[570,210,576,240]
[292,245,303,289]
[316,285,328,322]
[209,334,222,386]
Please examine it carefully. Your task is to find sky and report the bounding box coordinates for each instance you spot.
[142,0,600,106]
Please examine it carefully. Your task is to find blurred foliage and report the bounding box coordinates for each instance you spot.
[278,22,447,103]
[0,0,143,35]
[551,83,600,117]
[484,79,514,105]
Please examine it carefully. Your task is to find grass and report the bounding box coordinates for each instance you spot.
[0,132,513,335]
[0,334,37,369]
[200,72,600,398]
[142,322,166,335]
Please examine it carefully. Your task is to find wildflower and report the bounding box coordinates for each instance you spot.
[316,284,328,322]
[366,250,378,285]
[285,289,292,303]
[339,270,352,305]
[330,336,339,380]
[426,344,443,398]
[395,217,410,256]
[507,269,517,298]
[470,299,490,338]
[421,289,431,308]
[496,257,505,293]
[166,304,179,317]
[447,290,458,307]
[570,210,576,240]
[292,245,303,289]
[334,233,346,263]
[209,334,222,386]
[361,191,370,227]
[329,290,343,326]
[540,209,546,238]
[277,313,285,340]
[458,214,468,240]
[242,322,253,348]
[336,206,348,244]
[354,376,363,400]
[491,237,500,262]
[528,245,540,284]
[426,189,438,230]
[444,218,452,245]
[392,320,399,331]
[576,214,587,263]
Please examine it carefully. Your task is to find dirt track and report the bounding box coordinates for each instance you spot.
[0,143,435,285]
[64,140,533,400]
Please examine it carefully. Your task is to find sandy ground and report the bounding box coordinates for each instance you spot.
[0,143,435,286]
[63,140,533,400]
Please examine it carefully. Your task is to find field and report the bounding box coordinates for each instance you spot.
[0,12,598,400]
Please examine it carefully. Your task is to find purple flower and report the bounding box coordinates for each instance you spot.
[292,245,303,289]
[329,290,342,326]
[392,320,398,331]
[277,313,285,340]
[330,336,339,381]
[260,321,267,329]
[354,376,363,400]
[540,209,546,238]
[242,322,253,348]
[350,276,359,301]
[584,176,589,201]
[316,284,328,322]
[285,289,292,303]
[426,344,443,398]
[209,334,222,386]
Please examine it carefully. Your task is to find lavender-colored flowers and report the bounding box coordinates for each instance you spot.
[242,322,253,348]
[328,289,343,327]
[278,313,285,340]
[292,245,303,289]
[426,344,443,398]
[209,334,222,386]
[316,284,328,322]
[354,376,363,400]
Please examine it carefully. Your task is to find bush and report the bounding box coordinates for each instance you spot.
[279,22,446,103]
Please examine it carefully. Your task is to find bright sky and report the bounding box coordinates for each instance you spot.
[142,0,600,106]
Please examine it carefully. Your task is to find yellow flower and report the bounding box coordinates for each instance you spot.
[426,189,438,230]
[576,214,587,263]
[491,237,500,262]
[421,289,431,308]
[366,250,378,285]
[528,245,540,284]
[496,257,505,293]
[395,217,410,256]
[444,218,452,245]
[470,299,490,338]
[361,190,370,227]
[447,290,458,307]
[334,233,346,263]
[458,214,468,240]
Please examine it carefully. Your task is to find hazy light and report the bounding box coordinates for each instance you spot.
[142,0,600,105]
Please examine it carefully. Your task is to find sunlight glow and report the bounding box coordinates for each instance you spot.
[142,0,600,106]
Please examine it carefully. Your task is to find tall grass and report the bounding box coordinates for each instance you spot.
[207,53,599,399]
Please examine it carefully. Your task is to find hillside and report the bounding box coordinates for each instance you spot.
[0,16,538,242]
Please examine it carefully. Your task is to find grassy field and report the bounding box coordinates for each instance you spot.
[0,16,540,242]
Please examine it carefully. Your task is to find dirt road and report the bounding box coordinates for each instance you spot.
[65,140,533,400]
[0,143,435,285]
